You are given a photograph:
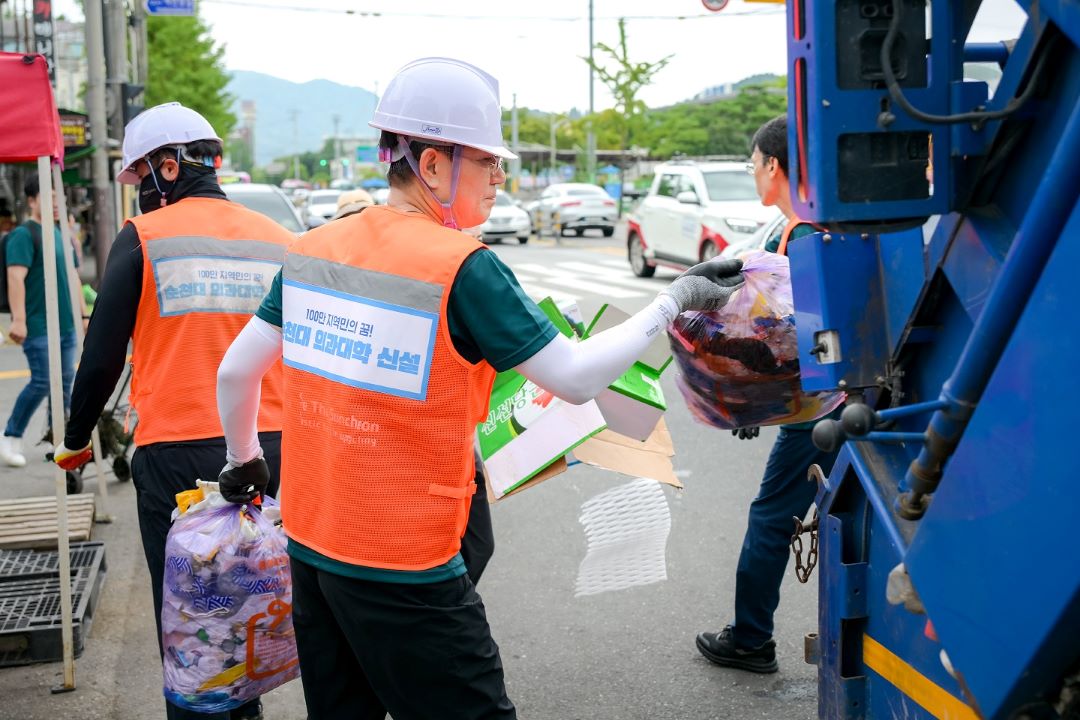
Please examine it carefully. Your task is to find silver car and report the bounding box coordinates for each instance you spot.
[478,191,531,244]
[531,183,617,238]
[223,183,316,233]
[305,189,343,222]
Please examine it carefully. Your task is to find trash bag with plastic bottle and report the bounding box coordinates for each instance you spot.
[667,250,845,430]
[161,482,299,713]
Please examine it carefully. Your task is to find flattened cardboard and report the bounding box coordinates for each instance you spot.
[485,456,569,503]
[572,417,681,489]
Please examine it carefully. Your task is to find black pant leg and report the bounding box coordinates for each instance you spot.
[290,557,387,720]
[461,457,495,586]
[317,570,516,720]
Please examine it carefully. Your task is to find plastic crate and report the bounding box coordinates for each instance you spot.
[0,541,107,666]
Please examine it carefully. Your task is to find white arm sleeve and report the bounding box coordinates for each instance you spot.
[217,316,283,465]
[515,294,679,405]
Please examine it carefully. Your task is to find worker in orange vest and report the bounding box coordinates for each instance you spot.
[215,57,745,720]
[53,102,294,720]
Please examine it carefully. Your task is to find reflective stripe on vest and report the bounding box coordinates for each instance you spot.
[129,197,293,446]
[279,206,497,571]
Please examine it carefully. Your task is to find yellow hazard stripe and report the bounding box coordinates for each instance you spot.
[862,634,979,720]
[0,368,30,380]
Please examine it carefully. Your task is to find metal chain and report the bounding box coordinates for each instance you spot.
[791,511,819,584]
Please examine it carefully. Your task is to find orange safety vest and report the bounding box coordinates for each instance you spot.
[776,216,823,257]
[129,196,292,446]
[278,206,496,572]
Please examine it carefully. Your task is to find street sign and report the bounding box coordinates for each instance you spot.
[701,0,729,10]
[143,0,196,16]
[33,0,56,83]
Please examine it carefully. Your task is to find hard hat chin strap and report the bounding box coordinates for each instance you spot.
[397,136,462,230]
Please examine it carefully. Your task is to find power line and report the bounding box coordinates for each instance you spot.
[199,0,782,21]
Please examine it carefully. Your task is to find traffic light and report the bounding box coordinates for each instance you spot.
[121,83,145,125]
[319,159,328,167]
[341,158,350,166]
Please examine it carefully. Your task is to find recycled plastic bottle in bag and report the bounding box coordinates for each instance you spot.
[667,250,845,430]
[162,490,299,712]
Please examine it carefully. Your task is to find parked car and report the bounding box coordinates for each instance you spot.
[223,183,316,234]
[626,161,775,277]
[477,190,531,244]
[531,183,617,238]
[305,189,343,221]
[719,212,784,260]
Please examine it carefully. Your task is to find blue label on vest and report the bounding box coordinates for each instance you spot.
[282,279,437,401]
[152,254,280,317]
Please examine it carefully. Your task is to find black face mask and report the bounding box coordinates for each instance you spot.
[137,155,217,214]
[138,162,176,214]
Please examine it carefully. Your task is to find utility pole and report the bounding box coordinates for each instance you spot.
[132,0,149,89]
[84,0,116,282]
[586,0,596,184]
[332,113,341,181]
[510,93,519,193]
[290,109,300,180]
[104,0,128,139]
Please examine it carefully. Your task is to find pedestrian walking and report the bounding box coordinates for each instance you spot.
[1,172,83,467]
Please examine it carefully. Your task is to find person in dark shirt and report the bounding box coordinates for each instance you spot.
[0,173,82,467]
[695,115,841,674]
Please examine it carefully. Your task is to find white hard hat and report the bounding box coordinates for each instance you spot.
[370,57,517,160]
[118,102,222,184]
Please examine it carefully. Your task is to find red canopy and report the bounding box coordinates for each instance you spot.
[0,52,64,164]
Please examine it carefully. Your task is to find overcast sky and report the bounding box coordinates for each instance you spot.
[56,0,1028,114]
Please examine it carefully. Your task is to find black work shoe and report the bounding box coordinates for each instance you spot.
[696,625,779,673]
[230,700,264,720]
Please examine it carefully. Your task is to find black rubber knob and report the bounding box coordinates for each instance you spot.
[841,403,879,437]
[812,419,846,453]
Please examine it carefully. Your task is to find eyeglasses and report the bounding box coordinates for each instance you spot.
[745,162,756,176]
[437,147,504,176]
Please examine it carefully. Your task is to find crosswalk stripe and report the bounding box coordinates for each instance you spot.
[553,261,664,289]
[516,282,579,303]
[511,264,646,299]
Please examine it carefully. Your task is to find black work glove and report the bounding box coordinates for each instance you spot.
[218,457,271,504]
[661,258,745,314]
[732,426,760,440]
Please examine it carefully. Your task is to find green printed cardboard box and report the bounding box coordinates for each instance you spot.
[477,298,607,500]
[580,301,672,442]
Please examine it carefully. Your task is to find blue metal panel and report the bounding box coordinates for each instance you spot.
[787,1,973,225]
[940,213,1009,323]
[789,232,889,393]
[816,444,970,720]
[877,228,926,355]
[904,198,1080,719]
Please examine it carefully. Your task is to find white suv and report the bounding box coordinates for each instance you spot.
[627,161,775,277]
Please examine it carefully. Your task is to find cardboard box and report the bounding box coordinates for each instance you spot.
[478,370,606,500]
[477,298,607,500]
[581,302,672,441]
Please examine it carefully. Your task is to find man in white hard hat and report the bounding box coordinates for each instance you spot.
[53,102,294,720]
[214,57,745,719]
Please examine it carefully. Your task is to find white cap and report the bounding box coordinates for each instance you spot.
[118,102,222,184]
[370,57,517,160]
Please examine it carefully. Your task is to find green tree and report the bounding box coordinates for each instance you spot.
[584,17,671,204]
[146,13,236,138]
[584,18,672,152]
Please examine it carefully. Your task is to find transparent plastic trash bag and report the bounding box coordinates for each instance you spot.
[667,250,845,430]
[162,492,299,713]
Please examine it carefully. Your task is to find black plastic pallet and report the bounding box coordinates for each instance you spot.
[0,541,107,666]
